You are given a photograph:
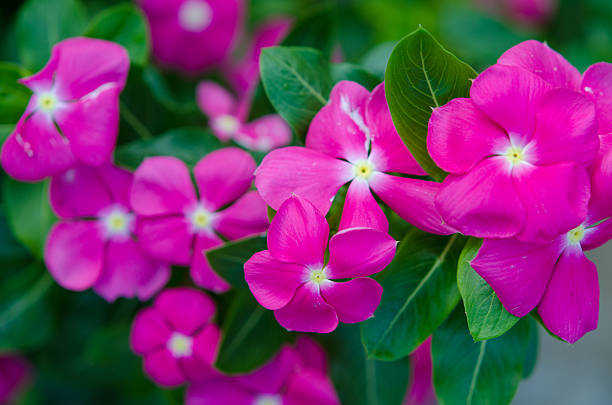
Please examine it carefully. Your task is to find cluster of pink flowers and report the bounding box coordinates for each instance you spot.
[429,40,612,343]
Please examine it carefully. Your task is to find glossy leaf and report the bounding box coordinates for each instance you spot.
[385,27,477,181]
[0,62,31,124]
[331,63,381,90]
[457,238,519,341]
[361,229,465,361]
[205,236,268,289]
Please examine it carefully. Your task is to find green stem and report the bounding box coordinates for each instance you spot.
[0,272,53,326]
[119,100,153,140]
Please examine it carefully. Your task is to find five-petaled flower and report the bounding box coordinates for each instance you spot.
[45,164,170,301]
[130,148,269,292]
[1,38,129,181]
[130,288,221,386]
[245,195,397,333]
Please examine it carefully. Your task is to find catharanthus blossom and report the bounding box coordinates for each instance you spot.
[428,63,599,242]
[130,148,268,292]
[1,38,129,181]
[0,354,31,404]
[186,336,340,405]
[245,195,397,333]
[405,338,436,405]
[256,81,453,234]
[130,288,220,386]
[475,0,558,25]
[197,81,291,152]
[137,0,243,72]
[45,164,169,301]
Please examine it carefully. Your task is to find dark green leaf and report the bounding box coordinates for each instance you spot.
[0,212,31,265]
[260,46,333,137]
[331,63,380,90]
[385,27,477,181]
[522,317,539,379]
[0,62,31,124]
[114,127,223,168]
[432,305,533,405]
[84,3,150,66]
[16,0,88,70]
[206,236,267,289]
[457,238,519,341]
[282,4,337,57]
[141,66,200,113]
[361,229,465,361]
[360,41,396,79]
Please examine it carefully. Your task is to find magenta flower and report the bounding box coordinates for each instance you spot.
[405,338,436,405]
[245,195,396,333]
[428,62,599,242]
[256,81,454,234]
[130,288,220,387]
[44,164,170,301]
[137,0,243,72]
[1,38,129,181]
[186,337,340,405]
[504,0,558,24]
[197,81,291,152]
[130,148,269,292]
[0,354,31,405]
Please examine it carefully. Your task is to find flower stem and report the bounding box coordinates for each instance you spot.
[119,100,154,140]
[0,271,53,326]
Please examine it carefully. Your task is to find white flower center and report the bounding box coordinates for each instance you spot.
[308,268,328,285]
[567,225,586,245]
[353,160,375,180]
[37,92,59,115]
[167,332,194,358]
[214,115,240,136]
[178,0,213,32]
[253,394,282,405]
[504,145,526,166]
[186,204,214,233]
[100,205,134,240]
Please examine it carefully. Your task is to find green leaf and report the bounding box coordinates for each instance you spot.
[361,229,465,361]
[260,46,333,137]
[0,62,31,124]
[331,63,381,90]
[457,238,519,341]
[114,127,223,168]
[385,27,477,181]
[141,67,200,113]
[3,179,56,258]
[320,324,411,405]
[84,3,150,66]
[522,317,539,379]
[215,290,293,374]
[282,4,337,58]
[432,305,533,405]
[206,236,267,289]
[16,0,88,70]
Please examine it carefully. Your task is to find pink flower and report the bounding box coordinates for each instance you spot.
[428,62,599,242]
[504,0,558,24]
[1,38,129,181]
[130,288,221,387]
[256,81,454,235]
[244,195,396,333]
[44,164,170,301]
[130,148,269,292]
[197,81,291,152]
[137,0,243,72]
[0,354,31,405]
[471,139,612,343]
[405,338,436,405]
[186,336,340,405]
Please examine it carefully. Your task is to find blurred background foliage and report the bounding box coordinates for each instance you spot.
[0,0,611,403]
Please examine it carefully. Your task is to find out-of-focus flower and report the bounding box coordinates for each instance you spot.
[245,195,396,333]
[0,354,31,405]
[130,288,220,387]
[197,81,291,152]
[186,336,340,405]
[256,81,453,234]
[474,0,558,25]
[137,0,243,72]
[1,38,129,181]
[405,338,436,405]
[45,164,169,301]
[130,148,268,292]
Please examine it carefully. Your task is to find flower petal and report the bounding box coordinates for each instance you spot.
[274,284,338,333]
[326,227,397,279]
[213,191,269,240]
[306,81,370,162]
[497,40,581,90]
[435,157,525,238]
[143,348,185,387]
[50,165,113,218]
[182,325,221,382]
[339,179,388,232]
[96,163,134,208]
[93,240,170,302]
[196,81,237,118]
[190,233,227,293]
[255,146,353,213]
[581,62,612,133]
[44,221,105,291]
[136,216,193,265]
[131,157,197,216]
[130,307,173,355]
[582,218,612,251]
[235,114,292,152]
[245,250,307,310]
[237,345,300,393]
[406,337,435,405]
[366,83,425,175]
[154,287,216,335]
[268,195,329,267]
[285,369,340,405]
[538,247,599,343]
[513,163,590,243]
[427,98,509,174]
[588,134,612,222]
[369,172,456,235]
[470,65,552,144]
[195,148,255,211]
[294,336,327,373]
[320,278,382,323]
[472,237,563,317]
[186,378,255,405]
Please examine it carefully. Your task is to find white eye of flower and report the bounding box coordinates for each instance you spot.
[37,91,62,116]
[186,204,215,234]
[214,115,240,136]
[253,394,282,405]
[167,332,193,358]
[352,160,375,180]
[178,0,213,32]
[566,225,586,245]
[100,205,134,240]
